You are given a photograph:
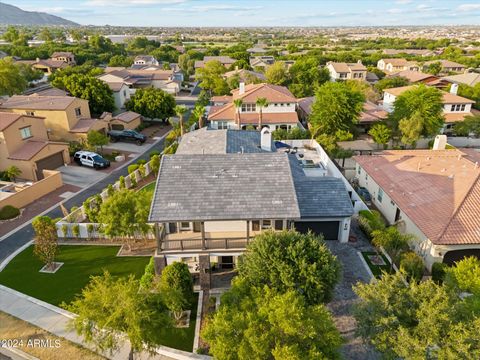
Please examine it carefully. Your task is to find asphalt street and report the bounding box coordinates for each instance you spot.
[0,136,166,266]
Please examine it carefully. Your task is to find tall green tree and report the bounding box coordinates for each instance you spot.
[309,81,365,137]
[238,230,341,305]
[265,61,288,86]
[108,55,133,67]
[67,272,170,360]
[374,76,410,93]
[55,73,115,115]
[196,60,229,95]
[0,58,27,96]
[233,99,243,128]
[203,280,342,360]
[126,88,175,121]
[390,84,444,145]
[255,97,268,129]
[368,123,392,149]
[288,57,330,97]
[424,61,442,75]
[174,105,187,136]
[192,105,205,128]
[32,216,58,271]
[87,130,109,154]
[457,83,480,110]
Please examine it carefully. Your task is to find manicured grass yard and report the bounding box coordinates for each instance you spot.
[361,251,395,278]
[0,245,149,306]
[138,181,156,202]
[155,293,199,352]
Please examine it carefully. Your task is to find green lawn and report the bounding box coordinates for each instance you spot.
[0,245,149,306]
[361,251,395,278]
[155,293,199,352]
[138,181,156,203]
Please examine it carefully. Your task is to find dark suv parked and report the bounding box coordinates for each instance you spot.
[108,130,147,145]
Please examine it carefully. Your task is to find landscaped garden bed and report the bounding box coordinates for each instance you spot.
[361,251,395,278]
[0,245,149,306]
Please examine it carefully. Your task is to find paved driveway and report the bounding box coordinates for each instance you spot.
[58,164,108,188]
[104,141,148,154]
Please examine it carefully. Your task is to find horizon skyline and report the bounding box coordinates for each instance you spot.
[2,0,480,27]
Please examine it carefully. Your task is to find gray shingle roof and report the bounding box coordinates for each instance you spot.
[288,155,354,218]
[149,153,300,222]
[226,130,276,153]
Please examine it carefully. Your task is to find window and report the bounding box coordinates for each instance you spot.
[450,104,465,112]
[274,220,283,230]
[26,111,35,116]
[75,107,82,117]
[340,73,347,78]
[252,221,260,231]
[461,104,466,111]
[377,188,384,203]
[357,166,361,175]
[180,222,190,230]
[217,121,228,129]
[262,220,272,230]
[241,103,256,112]
[20,126,32,139]
[123,90,127,97]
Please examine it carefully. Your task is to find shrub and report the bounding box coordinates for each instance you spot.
[159,262,194,306]
[149,150,160,158]
[128,164,139,174]
[119,176,126,189]
[106,184,114,197]
[0,205,20,220]
[61,224,69,238]
[400,251,424,282]
[431,262,448,283]
[137,159,146,165]
[358,210,386,238]
[140,257,156,290]
[72,224,80,239]
[130,175,137,188]
[87,224,95,239]
[68,141,82,156]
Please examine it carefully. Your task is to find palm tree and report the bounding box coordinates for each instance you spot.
[255,97,268,130]
[193,105,205,129]
[3,166,21,182]
[233,99,243,129]
[175,105,188,136]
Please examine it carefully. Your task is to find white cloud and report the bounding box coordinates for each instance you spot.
[395,0,413,4]
[457,4,480,11]
[86,0,186,6]
[386,8,404,14]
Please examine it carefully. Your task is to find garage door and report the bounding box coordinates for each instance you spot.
[443,249,480,266]
[35,152,64,180]
[294,221,340,240]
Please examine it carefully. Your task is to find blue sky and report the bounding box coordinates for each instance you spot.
[5,0,480,27]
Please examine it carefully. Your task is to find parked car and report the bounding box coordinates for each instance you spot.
[73,151,110,169]
[108,129,147,145]
[356,187,372,205]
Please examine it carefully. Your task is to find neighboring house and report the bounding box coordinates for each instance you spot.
[377,58,419,73]
[354,145,480,270]
[109,111,141,131]
[423,60,466,74]
[150,128,355,288]
[387,70,450,89]
[31,59,69,75]
[326,61,367,81]
[98,68,180,94]
[50,52,76,65]
[106,82,131,110]
[208,83,301,130]
[223,68,266,83]
[194,56,236,70]
[382,49,437,57]
[0,112,70,181]
[249,56,275,69]
[297,96,314,124]
[382,85,476,133]
[442,72,480,87]
[247,46,267,54]
[133,55,159,66]
[0,95,107,142]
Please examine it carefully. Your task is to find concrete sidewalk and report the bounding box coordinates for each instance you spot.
[0,285,173,360]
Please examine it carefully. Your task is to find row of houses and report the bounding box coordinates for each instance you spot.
[377,58,467,74]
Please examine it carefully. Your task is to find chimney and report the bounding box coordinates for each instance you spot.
[239,82,245,95]
[357,60,362,64]
[432,135,447,150]
[261,127,272,152]
[36,57,40,62]
[450,83,458,95]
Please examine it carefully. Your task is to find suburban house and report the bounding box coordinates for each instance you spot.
[249,56,275,69]
[194,56,236,70]
[326,61,367,81]
[423,60,467,74]
[133,55,159,66]
[98,67,180,94]
[442,72,480,87]
[207,83,302,130]
[382,49,437,57]
[377,58,419,73]
[382,85,476,133]
[109,111,142,131]
[150,128,357,288]
[223,68,266,83]
[354,144,480,269]
[0,112,70,181]
[387,70,450,89]
[106,82,131,110]
[50,51,76,65]
[0,95,108,142]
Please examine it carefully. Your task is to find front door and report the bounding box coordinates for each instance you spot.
[193,222,201,232]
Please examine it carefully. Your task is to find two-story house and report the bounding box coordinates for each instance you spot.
[133,55,159,66]
[326,61,367,81]
[0,112,70,181]
[0,95,108,142]
[354,143,480,270]
[150,128,355,288]
[377,58,419,73]
[249,56,275,69]
[50,52,76,65]
[382,85,476,134]
[207,83,301,130]
[194,56,236,70]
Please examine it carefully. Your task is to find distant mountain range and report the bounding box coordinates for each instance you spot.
[0,2,78,26]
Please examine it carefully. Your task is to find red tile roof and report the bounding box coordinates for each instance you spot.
[0,112,22,131]
[355,150,480,245]
[8,140,48,161]
[113,111,140,123]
